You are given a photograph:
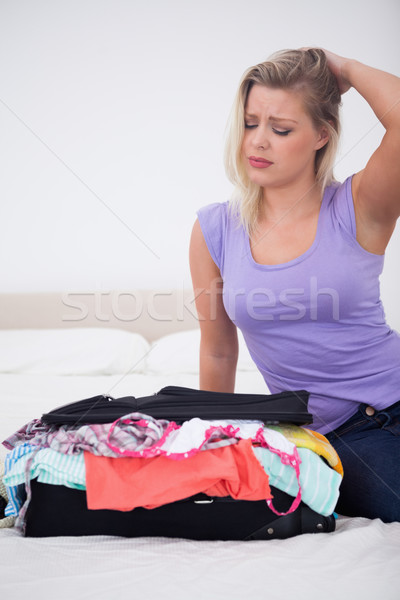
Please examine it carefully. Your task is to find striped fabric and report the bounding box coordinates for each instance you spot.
[253,446,341,516]
[3,442,35,517]
[4,444,85,516]
[0,459,15,528]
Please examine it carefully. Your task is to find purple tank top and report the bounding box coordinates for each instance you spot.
[197,176,400,433]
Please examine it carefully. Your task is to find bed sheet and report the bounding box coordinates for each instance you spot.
[1,516,400,600]
[1,370,400,599]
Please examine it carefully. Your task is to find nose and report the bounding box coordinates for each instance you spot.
[251,126,270,150]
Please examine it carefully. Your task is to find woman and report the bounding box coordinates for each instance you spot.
[189,48,400,522]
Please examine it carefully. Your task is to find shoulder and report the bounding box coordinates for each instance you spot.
[325,175,356,237]
[195,201,234,271]
[196,200,232,250]
[197,200,230,228]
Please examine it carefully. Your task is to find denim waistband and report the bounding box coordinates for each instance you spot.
[326,399,400,441]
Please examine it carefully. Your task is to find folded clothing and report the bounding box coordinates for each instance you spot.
[4,446,86,491]
[3,443,86,517]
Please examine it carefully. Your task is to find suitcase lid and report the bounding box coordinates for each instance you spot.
[41,386,312,426]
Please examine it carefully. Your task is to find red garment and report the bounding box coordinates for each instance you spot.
[85,438,271,510]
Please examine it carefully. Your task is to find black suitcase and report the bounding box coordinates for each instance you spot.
[41,386,312,426]
[25,480,335,540]
[23,386,335,540]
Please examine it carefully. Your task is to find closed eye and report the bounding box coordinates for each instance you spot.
[272,128,291,136]
[244,123,257,129]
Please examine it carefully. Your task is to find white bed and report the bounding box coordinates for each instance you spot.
[0,291,399,600]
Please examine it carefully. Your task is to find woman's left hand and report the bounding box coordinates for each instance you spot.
[322,49,352,94]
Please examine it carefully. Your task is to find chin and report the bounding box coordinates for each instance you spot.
[247,172,276,188]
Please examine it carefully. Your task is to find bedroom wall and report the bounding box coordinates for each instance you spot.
[1,0,400,328]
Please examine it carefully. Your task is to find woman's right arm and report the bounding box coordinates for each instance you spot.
[189,218,238,392]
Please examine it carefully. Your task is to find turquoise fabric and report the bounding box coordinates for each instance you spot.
[253,446,341,516]
[4,447,86,492]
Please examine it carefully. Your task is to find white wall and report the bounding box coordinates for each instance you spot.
[0,0,399,324]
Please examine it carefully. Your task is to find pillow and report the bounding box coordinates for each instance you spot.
[145,329,257,375]
[0,328,150,375]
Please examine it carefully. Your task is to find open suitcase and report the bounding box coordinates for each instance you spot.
[25,481,335,539]
[23,386,337,539]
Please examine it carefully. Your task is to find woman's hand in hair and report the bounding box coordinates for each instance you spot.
[322,50,352,95]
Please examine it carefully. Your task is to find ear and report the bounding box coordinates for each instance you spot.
[314,126,330,151]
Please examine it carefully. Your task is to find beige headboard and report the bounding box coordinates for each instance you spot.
[0,290,200,342]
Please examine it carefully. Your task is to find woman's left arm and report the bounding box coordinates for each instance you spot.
[325,50,400,253]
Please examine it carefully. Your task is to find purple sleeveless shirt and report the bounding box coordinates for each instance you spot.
[197,176,400,434]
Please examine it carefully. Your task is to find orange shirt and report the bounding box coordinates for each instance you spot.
[85,438,271,511]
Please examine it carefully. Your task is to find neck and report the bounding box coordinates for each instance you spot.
[260,178,323,224]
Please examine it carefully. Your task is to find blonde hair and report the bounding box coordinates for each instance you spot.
[224,48,342,233]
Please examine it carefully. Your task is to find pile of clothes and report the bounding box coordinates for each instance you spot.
[2,401,343,534]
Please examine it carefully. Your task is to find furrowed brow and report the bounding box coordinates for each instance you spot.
[244,113,298,124]
[269,116,298,124]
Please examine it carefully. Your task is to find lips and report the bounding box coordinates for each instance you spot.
[248,156,273,169]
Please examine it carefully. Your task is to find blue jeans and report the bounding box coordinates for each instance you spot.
[325,400,400,523]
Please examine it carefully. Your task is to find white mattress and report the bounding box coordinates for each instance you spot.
[1,517,400,600]
[1,328,399,600]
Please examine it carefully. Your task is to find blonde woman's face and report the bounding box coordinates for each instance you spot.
[241,84,328,191]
